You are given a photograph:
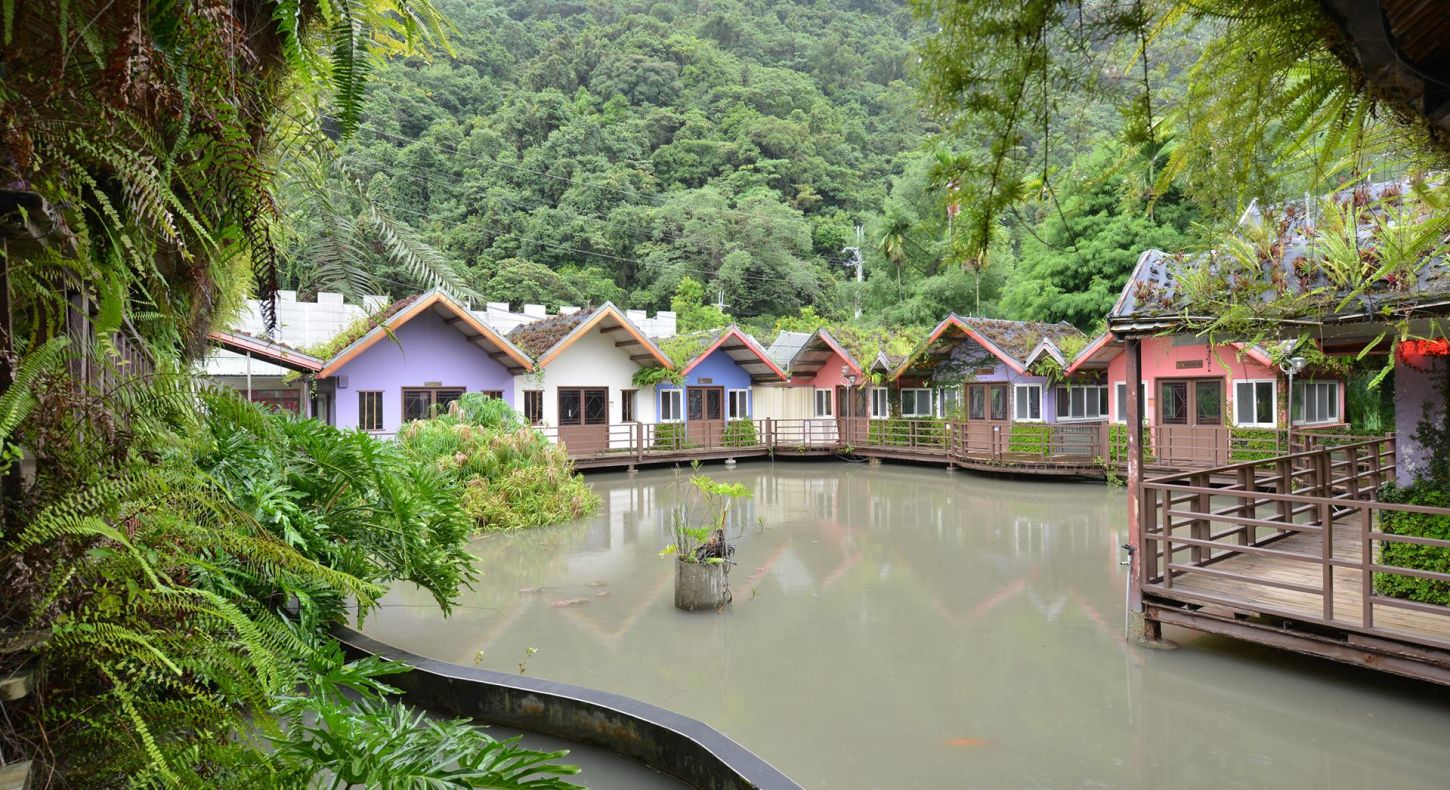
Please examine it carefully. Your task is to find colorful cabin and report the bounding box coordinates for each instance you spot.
[893,315,1086,425]
[1066,333,1346,466]
[507,303,672,453]
[311,290,532,434]
[659,326,787,445]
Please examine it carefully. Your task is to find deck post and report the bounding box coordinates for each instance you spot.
[1124,336,1159,642]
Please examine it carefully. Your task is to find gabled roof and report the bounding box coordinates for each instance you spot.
[786,329,863,379]
[766,331,812,370]
[207,330,324,373]
[678,326,788,383]
[509,302,671,369]
[1063,333,1285,375]
[895,314,1085,379]
[1022,338,1067,369]
[1109,179,1450,336]
[316,290,533,378]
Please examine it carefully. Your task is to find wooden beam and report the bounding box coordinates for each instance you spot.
[445,316,467,325]
[629,354,657,362]
[601,325,629,334]
[614,340,638,348]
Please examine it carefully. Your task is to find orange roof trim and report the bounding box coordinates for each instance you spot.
[535,304,673,369]
[316,291,533,378]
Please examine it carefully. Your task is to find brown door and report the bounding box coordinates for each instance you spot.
[558,387,608,455]
[963,384,1010,454]
[687,386,724,446]
[1157,379,1226,466]
[837,386,869,444]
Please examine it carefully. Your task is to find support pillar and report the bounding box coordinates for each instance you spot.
[1124,336,1161,643]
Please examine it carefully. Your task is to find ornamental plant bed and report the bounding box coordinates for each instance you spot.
[1375,483,1450,606]
[660,468,751,611]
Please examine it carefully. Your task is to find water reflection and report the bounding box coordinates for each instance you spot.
[364,462,1450,789]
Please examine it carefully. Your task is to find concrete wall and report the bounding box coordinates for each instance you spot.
[1395,353,1446,485]
[514,326,658,428]
[658,348,756,420]
[331,311,517,433]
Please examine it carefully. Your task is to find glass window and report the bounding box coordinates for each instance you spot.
[524,390,543,425]
[870,387,889,419]
[899,388,932,417]
[1159,381,1188,425]
[583,389,607,425]
[660,389,682,422]
[1195,380,1223,424]
[968,386,985,420]
[358,391,383,431]
[402,387,464,422]
[938,388,962,418]
[1293,380,1339,425]
[621,389,637,423]
[1233,380,1276,427]
[1013,384,1042,421]
[727,389,749,419]
[815,388,834,417]
[480,390,503,399]
[1114,382,1147,423]
[1054,384,1108,420]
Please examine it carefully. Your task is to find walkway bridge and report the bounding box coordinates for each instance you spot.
[1136,436,1450,685]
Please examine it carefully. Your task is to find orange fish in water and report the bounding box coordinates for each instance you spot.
[945,738,989,748]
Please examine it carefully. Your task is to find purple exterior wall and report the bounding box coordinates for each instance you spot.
[933,340,1058,421]
[659,349,755,419]
[331,312,517,433]
[1395,355,1446,485]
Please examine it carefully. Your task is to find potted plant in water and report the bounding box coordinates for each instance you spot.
[660,470,751,611]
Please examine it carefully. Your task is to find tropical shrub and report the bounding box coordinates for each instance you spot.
[1375,483,1450,606]
[867,417,945,447]
[1106,425,1156,464]
[653,422,689,450]
[723,419,758,447]
[397,394,598,532]
[1229,426,1281,463]
[1007,423,1051,455]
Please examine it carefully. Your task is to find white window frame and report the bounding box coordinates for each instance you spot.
[727,388,750,420]
[937,387,962,418]
[1053,384,1108,422]
[870,387,889,420]
[1292,380,1340,426]
[659,389,683,422]
[1232,379,1277,428]
[1013,384,1043,422]
[814,388,834,418]
[1113,382,1148,424]
[900,388,932,418]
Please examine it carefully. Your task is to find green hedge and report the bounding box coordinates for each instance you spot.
[1107,425,1155,463]
[1007,423,1050,455]
[1374,483,1450,606]
[866,417,945,447]
[723,419,758,447]
[653,422,688,450]
[1229,427,1281,463]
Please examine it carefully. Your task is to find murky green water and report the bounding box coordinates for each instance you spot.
[364,461,1450,789]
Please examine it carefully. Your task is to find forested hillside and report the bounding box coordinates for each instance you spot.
[282,0,1202,332]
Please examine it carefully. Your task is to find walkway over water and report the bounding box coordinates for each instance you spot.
[1139,437,1450,685]
[538,417,1366,478]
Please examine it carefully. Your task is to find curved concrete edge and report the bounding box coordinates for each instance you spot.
[331,625,801,790]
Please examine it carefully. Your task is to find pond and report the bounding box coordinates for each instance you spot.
[363,461,1450,789]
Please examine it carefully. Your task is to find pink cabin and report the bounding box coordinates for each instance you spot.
[758,329,868,444]
[1068,334,1347,466]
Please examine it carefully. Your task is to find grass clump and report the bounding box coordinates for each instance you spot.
[397,393,598,532]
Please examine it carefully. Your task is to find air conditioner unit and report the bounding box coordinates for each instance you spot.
[336,375,348,389]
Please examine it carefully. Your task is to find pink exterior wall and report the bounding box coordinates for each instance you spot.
[1394,352,1445,485]
[790,349,854,389]
[1106,338,1281,425]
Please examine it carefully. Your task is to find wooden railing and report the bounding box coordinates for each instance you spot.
[1139,436,1450,649]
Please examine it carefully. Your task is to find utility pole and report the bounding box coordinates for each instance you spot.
[842,224,864,320]
[713,289,729,314]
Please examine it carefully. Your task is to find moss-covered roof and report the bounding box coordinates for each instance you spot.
[963,317,1084,363]
[304,294,420,359]
[506,310,591,358]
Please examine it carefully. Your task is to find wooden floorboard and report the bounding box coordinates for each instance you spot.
[1152,524,1450,647]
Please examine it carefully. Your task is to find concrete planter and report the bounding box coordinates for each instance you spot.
[675,559,730,611]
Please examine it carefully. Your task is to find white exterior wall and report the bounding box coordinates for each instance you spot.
[515,327,661,448]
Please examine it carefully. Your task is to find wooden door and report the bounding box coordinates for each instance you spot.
[1157,379,1227,466]
[558,387,608,455]
[963,384,1010,454]
[687,386,724,446]
[837,386,869,445]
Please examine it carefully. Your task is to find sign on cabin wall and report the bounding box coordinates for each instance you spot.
[1400,339,1450,356]
[1175,360,1205,369]
[698,378,713,384]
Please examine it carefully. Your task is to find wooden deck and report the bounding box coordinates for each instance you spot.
[1138,437,1450,685]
